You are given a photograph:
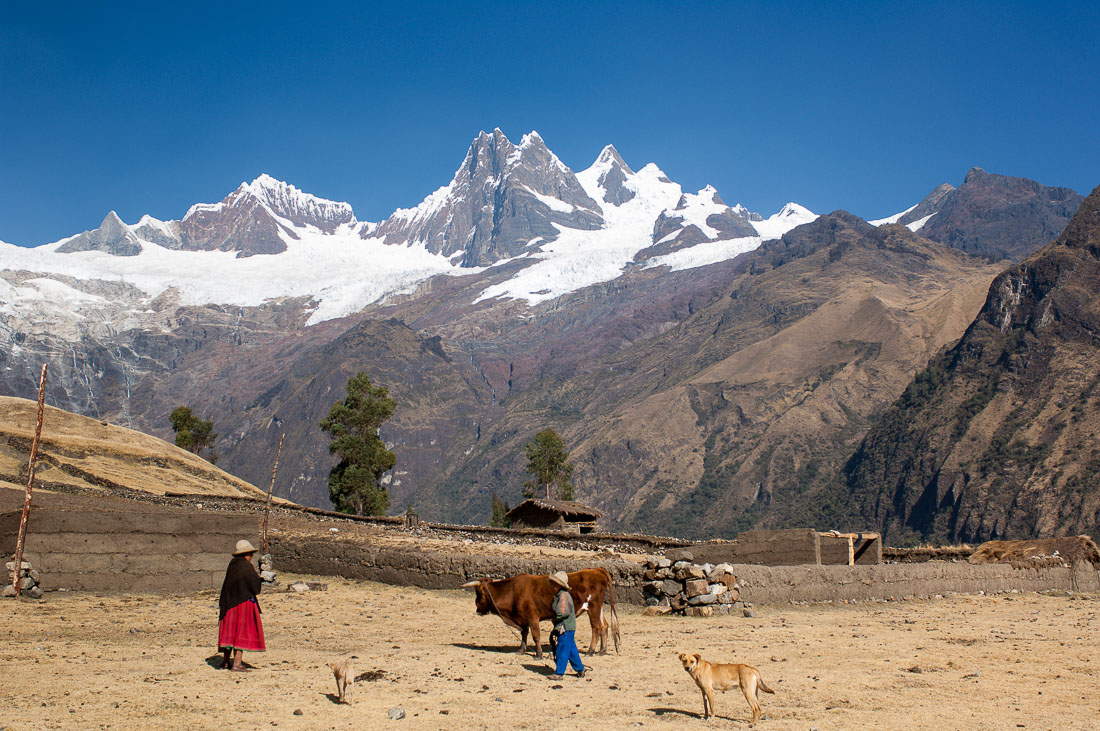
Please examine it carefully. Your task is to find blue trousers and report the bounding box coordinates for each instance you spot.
[554,630,584,675]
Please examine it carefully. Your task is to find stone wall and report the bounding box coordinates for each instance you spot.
[270,535,648,603]
[0,508,259,593]
[272,534,1100,606]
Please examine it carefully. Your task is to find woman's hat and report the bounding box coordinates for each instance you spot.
[548,571,570,590]
[233,539,259,556]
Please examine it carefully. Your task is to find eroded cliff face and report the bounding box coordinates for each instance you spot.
[832,186,1100,544]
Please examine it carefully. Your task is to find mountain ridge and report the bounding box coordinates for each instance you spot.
[824,185,1100,543]
[874,168,1084,260]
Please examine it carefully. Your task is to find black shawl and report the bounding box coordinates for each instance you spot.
[219,556,262,620]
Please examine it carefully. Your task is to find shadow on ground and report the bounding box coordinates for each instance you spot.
[451,642,532,655]
[204,655,256,671]
[522,663,558,677]
[648,707,701,719]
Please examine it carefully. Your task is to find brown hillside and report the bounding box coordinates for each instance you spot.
[0,396,269,500]
[571,214,1002,536]
[419,213,1003,536]
[834,184,1100,544]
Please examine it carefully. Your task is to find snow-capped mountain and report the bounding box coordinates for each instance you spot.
[0,129,816,324]
[55,211,146,256]
[372,129,603,267]
[56,174,361,258]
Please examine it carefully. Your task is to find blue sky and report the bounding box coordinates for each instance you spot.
[2,1,1098,246]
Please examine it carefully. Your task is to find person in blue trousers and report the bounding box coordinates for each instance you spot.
[547,571,585,680]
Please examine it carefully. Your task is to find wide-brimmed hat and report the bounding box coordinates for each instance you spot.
[233,539,259,556]
[548,571,570,590]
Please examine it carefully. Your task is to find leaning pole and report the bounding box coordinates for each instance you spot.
[11,364,48,598]
[262,432,285,556]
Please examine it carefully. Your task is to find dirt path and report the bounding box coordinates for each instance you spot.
[1,578,1097,730]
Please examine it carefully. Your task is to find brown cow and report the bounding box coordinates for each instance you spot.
[461,568,621,659]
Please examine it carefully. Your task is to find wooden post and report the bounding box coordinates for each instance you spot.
[262,432,284,555]
[11,364,48,598]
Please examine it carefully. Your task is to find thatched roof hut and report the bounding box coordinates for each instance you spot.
[505,499,603,533]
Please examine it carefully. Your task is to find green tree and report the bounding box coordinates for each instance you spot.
[169,406,217,461]
[490,493,512,528]
[320,372,396,516]
[522,428,575,501]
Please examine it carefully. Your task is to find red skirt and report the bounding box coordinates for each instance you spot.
[218,599,266,652]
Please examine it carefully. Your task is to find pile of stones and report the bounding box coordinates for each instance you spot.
[288,580,328,593]
[640,557,754,617]
[2,559,44,600]
[258,553,277,586]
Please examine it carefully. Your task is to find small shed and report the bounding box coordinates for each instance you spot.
[505,499,603,533]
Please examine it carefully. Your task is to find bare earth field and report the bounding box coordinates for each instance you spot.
[1,578,1098,730]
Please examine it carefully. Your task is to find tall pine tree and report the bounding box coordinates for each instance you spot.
[522,428,575,501]
[320,373,396,516]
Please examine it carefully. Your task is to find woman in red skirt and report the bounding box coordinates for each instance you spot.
[218,539,265,671]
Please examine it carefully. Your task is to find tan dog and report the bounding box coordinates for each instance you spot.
[326,656,356,704]
[678,652,774,725]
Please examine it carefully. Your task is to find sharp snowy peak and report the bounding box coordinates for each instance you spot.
[55,211,145,256]
[870,182,955,231]
[240,174,356,233]
[371,129,602,267]
[476,143,815,304]
[0,174,456,329]
[178,174,360,257]
[582,144,637,206]
[53,174,362,259]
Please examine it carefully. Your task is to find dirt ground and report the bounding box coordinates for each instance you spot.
[1,578,1098,730]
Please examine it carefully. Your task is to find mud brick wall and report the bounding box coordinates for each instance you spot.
[270,535,649,603]
[733,561,1100,604]
[0,509,259,593]
[692,529,822,566]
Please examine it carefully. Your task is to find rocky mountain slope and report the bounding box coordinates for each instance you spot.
[823,185,1100,544]
[418,214,1004,535]
[874,168,1083,261]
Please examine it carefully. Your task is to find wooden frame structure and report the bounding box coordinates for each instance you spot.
[820,531,881,566]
